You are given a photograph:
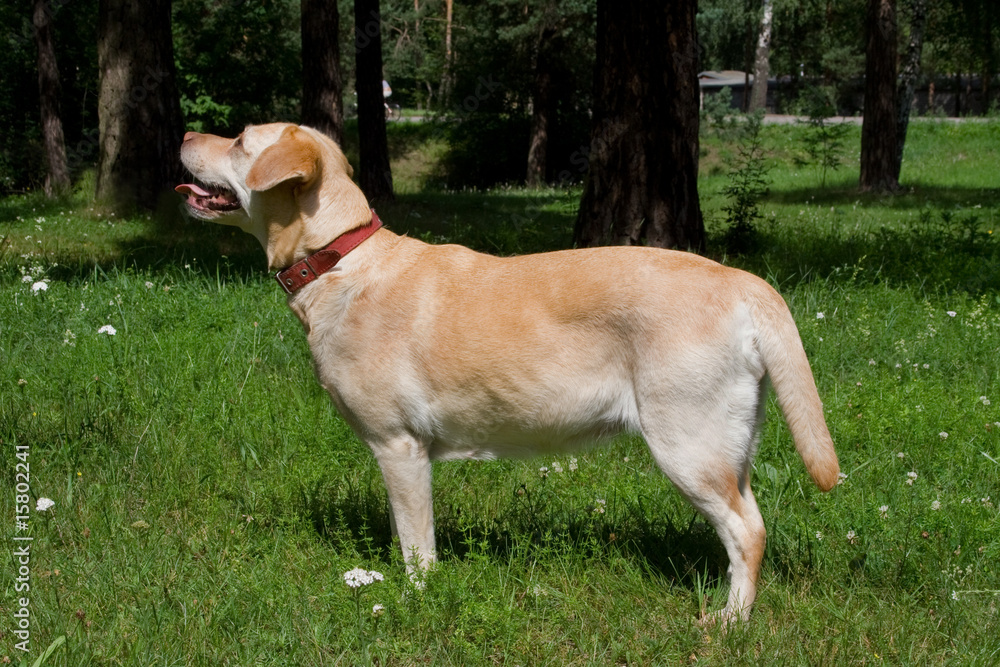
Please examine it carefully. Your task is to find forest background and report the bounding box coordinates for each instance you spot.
[2,0,999,196]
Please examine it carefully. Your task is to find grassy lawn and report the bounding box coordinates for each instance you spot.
[2,120,999,665]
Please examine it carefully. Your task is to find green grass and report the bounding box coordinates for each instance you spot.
[2,120,1000,665]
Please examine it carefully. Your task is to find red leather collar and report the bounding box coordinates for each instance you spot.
[274,210,383,295]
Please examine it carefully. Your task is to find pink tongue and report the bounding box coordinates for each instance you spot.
[175,183,211,196]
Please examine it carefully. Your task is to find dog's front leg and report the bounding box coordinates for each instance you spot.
[372,439,436,575]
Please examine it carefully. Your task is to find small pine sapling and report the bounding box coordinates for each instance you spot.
[721,111,770,253]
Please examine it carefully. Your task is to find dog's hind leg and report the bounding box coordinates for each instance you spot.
[640,382,767,626]
[371,438,436,574]
[650,442,766,625]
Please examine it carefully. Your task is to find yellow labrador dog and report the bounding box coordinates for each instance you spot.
[176,123,838,624]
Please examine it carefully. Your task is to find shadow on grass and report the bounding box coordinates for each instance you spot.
[25,219,270,286]
[9,178,999,297]
[0,192,79,222]
[711,181,1000,294]
[80,190,576,285]
[725,213,1000,295]
[297,475,823,597]
[0,191,271,284]
[375,192,577,255]
[115,216,268,278]
[764,181,1000,209]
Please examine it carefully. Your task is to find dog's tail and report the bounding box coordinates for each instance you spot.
[748,283,839,491]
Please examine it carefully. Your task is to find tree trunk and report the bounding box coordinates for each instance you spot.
[302,0,345,146]
[859,0,899,193]
[96,0,184,213]
[354,0,394,202]
[749,0,774,113]
[895,0,926,178]
[983,13,995,111]
[438,0,454,106]
[33,0,70,196]
[574,0,704,251]
[955,72,962,116]
[526,26,555,187]
[742,31,752,112]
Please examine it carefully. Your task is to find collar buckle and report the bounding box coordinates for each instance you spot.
[274,210,380,295]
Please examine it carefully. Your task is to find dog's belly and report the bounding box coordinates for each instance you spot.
[428,418,628,461]
[423,378,639,461]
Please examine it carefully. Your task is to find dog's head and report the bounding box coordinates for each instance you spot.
[176,123,370,269]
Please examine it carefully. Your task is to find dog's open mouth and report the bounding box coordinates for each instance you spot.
[175,182,242,213]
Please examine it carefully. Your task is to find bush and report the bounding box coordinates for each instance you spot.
[721,112,770,254]
[796,86,851,186]
[438,113,532,189]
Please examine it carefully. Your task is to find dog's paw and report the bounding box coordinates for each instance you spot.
[696,607,744,632]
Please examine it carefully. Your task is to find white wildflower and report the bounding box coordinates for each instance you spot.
[837,472,847,485]
[539,466,549,479]
[846,530,857,544]
[946,311,957,317]
[36,497,55,512]
[98,325,117,336]
[816,312,825,319]
[343,568,384,588]
[31,281,48,293]
[907,471,918,485]
[939,432,948,440]
[897,452,905,459]
[551,461,563,474]
[815,531,823,541]
[593,499,606,514]
[145,281,154,289]
[878,505,889,518]
[568,457,578,472]
[931,500,941,511]
[979,396,991,406]
[372,603,385,617]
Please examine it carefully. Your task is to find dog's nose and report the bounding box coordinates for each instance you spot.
[183,131,199,143]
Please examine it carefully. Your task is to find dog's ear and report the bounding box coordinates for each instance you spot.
[245,126,320,192]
